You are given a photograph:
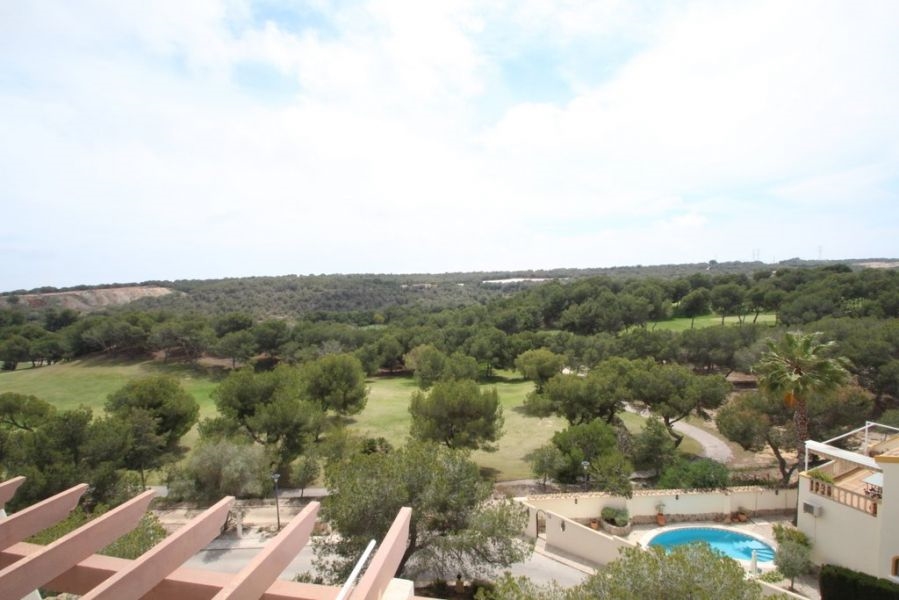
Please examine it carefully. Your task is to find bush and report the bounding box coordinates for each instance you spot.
[166,439,268,502]
[601,507,629,527]
[772,523,811,547]
[658,457,730,489]
[820,564,899,600]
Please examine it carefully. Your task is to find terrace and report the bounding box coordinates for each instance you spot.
[801,421,899,517]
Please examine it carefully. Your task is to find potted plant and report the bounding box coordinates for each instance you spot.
[807,469,834,496]
[736,507,749,522]
[655,502,667,526]
[601,507,632,536]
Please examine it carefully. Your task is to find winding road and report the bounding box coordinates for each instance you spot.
[625,404,734,463]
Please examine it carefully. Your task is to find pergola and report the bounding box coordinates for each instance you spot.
[0,477,413,600]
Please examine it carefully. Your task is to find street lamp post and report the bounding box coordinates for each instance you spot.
[271,473,281,530]
[581,460,590,492]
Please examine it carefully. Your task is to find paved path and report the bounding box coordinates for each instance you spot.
[625,404,734,463]
[671,420,734,463]
[183,524,588,589]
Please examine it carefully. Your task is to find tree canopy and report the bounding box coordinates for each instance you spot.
[409,379,503,450]
[319,442,529,581]
[755,331,851,454]
[301,353,368,415]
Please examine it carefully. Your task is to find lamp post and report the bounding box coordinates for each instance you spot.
[581,460,590,492]
[271,472,281,530]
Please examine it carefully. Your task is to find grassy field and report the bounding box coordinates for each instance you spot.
[1,361,704,481]
[0,358,221,418]
[356,371,703,480]
[651,313,777,332]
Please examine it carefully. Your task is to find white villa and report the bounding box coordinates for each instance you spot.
[797,421,899,582]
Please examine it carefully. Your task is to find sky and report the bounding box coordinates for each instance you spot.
[2,0,898,291]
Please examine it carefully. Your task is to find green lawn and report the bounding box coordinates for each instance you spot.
[651,313,777,332]
[1,361,705,481]
[354,371,703,480]
[0,358,220,419]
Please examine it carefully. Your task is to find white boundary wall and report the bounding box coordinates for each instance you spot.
[521,486,797,525]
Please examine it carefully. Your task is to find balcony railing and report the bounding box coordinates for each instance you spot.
[808,478,880,516]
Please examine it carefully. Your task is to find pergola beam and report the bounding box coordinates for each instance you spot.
[0,476,26,509]
[349,507,411,600]
[0,489,155,600]
[82,495,235,600]
[0,484,88,551]
[211,501,320,600]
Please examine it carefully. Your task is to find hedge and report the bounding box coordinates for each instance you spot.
[819,564,899,599]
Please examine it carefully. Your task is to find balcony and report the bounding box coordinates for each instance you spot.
[804,469,881,516]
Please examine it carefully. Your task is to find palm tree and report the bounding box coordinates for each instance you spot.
[754,331,851,456]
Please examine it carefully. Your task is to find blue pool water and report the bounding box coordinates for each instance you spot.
[648,527,776,562]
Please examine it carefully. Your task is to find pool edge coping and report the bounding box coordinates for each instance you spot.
[638,524,779,570]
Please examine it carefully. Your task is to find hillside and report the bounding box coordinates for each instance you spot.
[7,286,173,312]
[3,257,895,319]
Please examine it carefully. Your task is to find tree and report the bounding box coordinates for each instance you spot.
[550,420,625,485]
[0,406,136,510]
[589,452,633,498]
[301,354,368,415]
[0,392,54,431]
[106,375,199,451]
[710,283,746,325]
[404,344,448,389]
[678,288,710,329]
[213,311,254,337]
[0,334,31,370]
[292,454,320,499]
[253,319,291,358]
[409,379,503,450]
[716,388,871,484]
[775,540,812,591]
[205,366,323,470]
[631,363,730,447]
[478,544,762,600]
[575,544,762,600]
[754,331,851,455]
[515,348,564,393]
[215,330,257,368]
[631,416,676,475]
[115,410,165,488]
[528,444,565,488]
[319,442,529,581]
[544,357,637,425]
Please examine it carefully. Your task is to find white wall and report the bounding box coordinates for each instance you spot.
[538,510,635,567]
[797,482,880,576]
[521,487,796,522]
[876,458,899,580]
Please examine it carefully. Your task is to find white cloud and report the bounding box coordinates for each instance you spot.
[1,0,898,289]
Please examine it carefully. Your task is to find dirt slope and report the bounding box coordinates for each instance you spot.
[11,286,173,311]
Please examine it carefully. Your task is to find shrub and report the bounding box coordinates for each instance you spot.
[772,523,811,548]
[601,507,629,527]
[758,569,784,583]
[658,457,730,489]
[820,564,899,600]
[807,469,835,484]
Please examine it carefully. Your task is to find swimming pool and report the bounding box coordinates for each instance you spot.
[647,527,776,562]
